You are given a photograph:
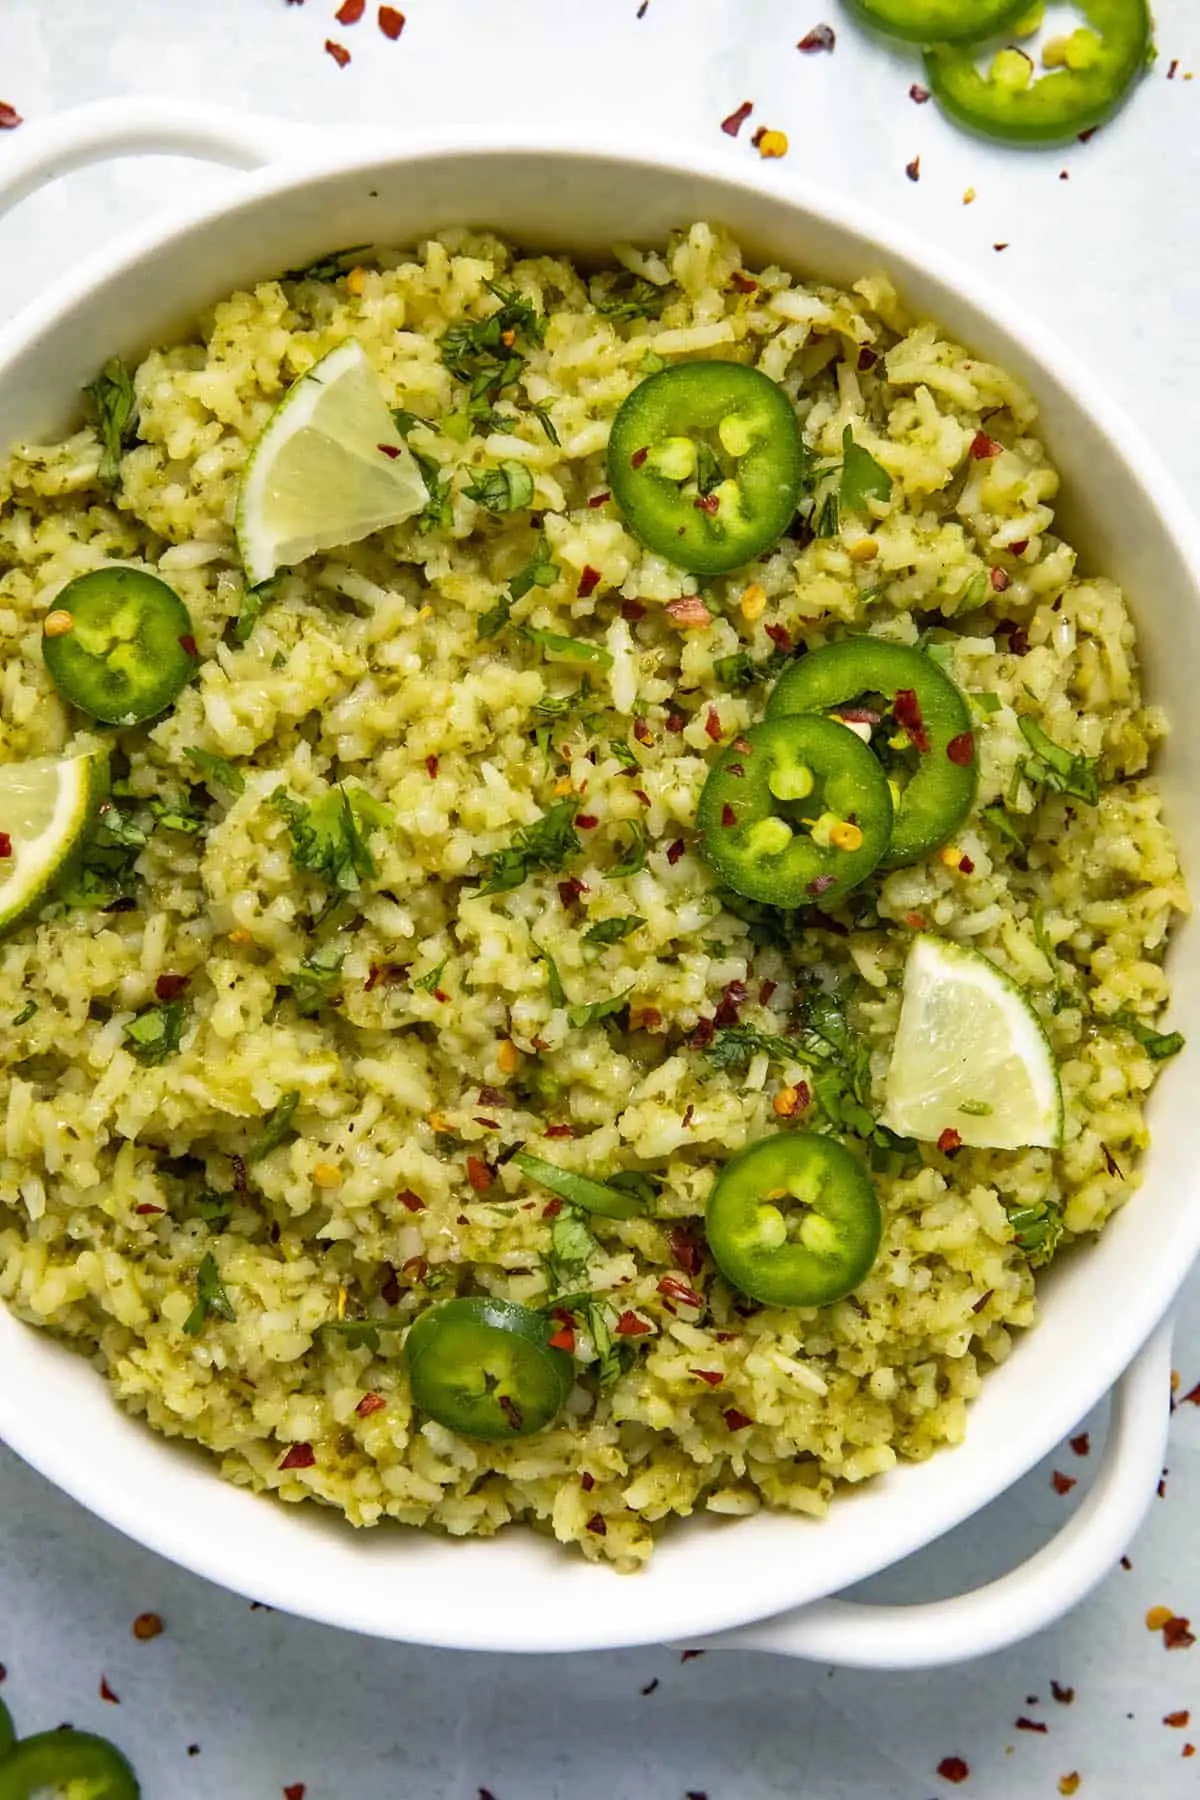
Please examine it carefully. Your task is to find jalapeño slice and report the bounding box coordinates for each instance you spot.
[404,1296,574,1441]
[0,1731,141,1800]
[42,566,197,725]
[847,0,1029,43]
[706,1133,882,1308]
[767,637,976,868]
[607,361,805,574]
[696,713,893,909]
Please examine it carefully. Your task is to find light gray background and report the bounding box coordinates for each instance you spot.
[2,2,1200,1794]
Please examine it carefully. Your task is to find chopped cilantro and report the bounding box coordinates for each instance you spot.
[1018,718,1101,806]
[323,1314,407,1351]
[609,818,647,878]
[280,245,370,283]
[84,357,139,488]
[230,578,280,646]
[194,1191,233,1232]
[522,625,612,666]
[582,915,644,950]
[480,799,580,894]
[411,450,454,533]
[593,274,672,320]
[124,1001,186,1065]
[183,1251,237,1335]
[148,793,206,835]
[12,1000,37,1026]
[981,803,1025,850]
[840,427,892,513]
[247,1091,301,1163]
[706,1024,799,1072]
[412,957,448,994]
[1110,1009,1185,1061]
[465,460,535,514]
[544,1206,598,1296]
[541,948,567,1006]
[185,747,245,796]
[271,786,390,893]
[1007,1200,1062,1268]
[439,282,543,433]
[583,1297,633,1390]
[971,691,1002,716]
[608,739,639,771]
[814,488,840,539]
[714,651,757,689]
[289,944,345,1017]
[390,408,426,437]
[529,401,560,446]
[567,988,632,1029]
[479,533,559,639]
[58,803,144,910]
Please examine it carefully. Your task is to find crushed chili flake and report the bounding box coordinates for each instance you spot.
[720,804,736,828]
[134,1203,165,1216]
[1165,1711,1191,1728]
[694,491,720,515]
[680,1649,705,1662]
[667,838,686,864]
[690,1368,724,1387]
[378,5,405,37]
[324,38,352,65]
[808,873,836,896]
[99,1676,120,1704]
[466,1155,493,1192]
[994,242,1009,252]
[1069,1432,1090,1456]
[1015,1717,1048,1734]
[154,972,190,1001]
[356,1392,386,1418]
[723,1408,752,1431]
[1147,1605,1175,1630]
[970,430,1003,460]
[631,446,649,469]
[498,1394,524,1431]
[669,1226,704,1277]
[665,595,714,629]
[558,875,587,909]
[284,1787,306,1800]
[632,717,654,747]
[1051,1470,1077,1496]
[0,834,12,859]
[714,979,748,1028]
[381,1263,402,1304]
[990,566,1011,593]
[587,490,611,508]
[633,788,651,807]
[336,0,364,17]
[580,1471,596,1492]
[664,711,686,736]
[906,156,921,183]
[132,1612,164,1641]
[1184,1744,1196,1758]
[729,270,758,293]
[721,100,754,137]
[937,1758,969,1785]
[658,1274,704,1309]
[621,599,646,622]
[759,978,777,1005]
[178,634,199,658]
[681,1103,695,1130]
[616,1310,652,1336]
[585,1513,607,1536]
[641,1677,659,1696]
[1078,126,1098,143]
[1165,1616,1196,1651]
[1009,539,1029,557]
[857,346,878,372]
[937,1127,962,1154]
[279,1442,316,1471]
[1050,1681,1075,1705]
[575,813,599,830]
[577,565,602,599]
[958,854,975,875]
[0,103,23,129]
[231,1153,249,1195]
[764,622,792,652]
[548,1324,575,1352]
[1000,620,1029,655]
[702,707,723,743]
[947,731,975,767]
[910,83,930,103]
[425,753,439,779]
[893,688,930,753]
[1168,58,1180,78]
[542,1197,564,1218]
[544,1124,576,1140]
[797,23,835,51]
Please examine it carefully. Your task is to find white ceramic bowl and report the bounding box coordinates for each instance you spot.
[0,107,1195,1664]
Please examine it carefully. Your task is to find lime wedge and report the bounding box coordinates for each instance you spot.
[236,339,428,586]
[879,934,1063,1150]
[0,752,104,936]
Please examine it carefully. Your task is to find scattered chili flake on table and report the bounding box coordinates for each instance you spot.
[132,1612,164,1641]
[937,1756,970,1784]
[994,243,1009,253]
[1015,1717,1048,1734]
[1050,1680,1075,1704]
[284,1787,306,1800]
[641,1678,659,1695]
[1058,1778,1081,1797]
[797,24,835,52]
[336,0,364,19]
[378,4,405,36]
[721,100,754,137]
[1147,1605,1174,1630]
[679,1649,705,1662]
[325,38,351,65]
[1069,1432,1090,1456]
[1184,1743,1197,1758]
[906,156,921,182]
[1051,1470,1076,1496]
[910,83,930,103]
[1165,1616,1196,1650]
[99,1676,120,1704]
[1078,126,1098,143]
[1165,1711,1191,1728]
[0,103,22,129]
[1180,1378,1200,1405]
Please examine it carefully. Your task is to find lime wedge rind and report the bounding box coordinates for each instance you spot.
[0,752,103,937]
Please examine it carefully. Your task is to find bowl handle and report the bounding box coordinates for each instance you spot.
[683,1317,1173,1670]
[0,98,297,221]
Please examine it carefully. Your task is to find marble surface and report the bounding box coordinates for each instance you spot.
[2,1,1200,1794]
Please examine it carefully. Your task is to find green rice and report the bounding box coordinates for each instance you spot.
[0,221,1184,1568]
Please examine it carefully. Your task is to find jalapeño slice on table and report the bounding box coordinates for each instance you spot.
[696,713,893,909]
[0,1731,141,1800]
[404,1296,574,1441]
[706,1133,882,1309]
[925,0,1153,145]
[767,637,976,868]
[606,361,805,575]
[42,566,197,725]
[0,1698,13,1759]
[846,0,1029,42]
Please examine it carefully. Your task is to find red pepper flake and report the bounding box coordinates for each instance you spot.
[714,979,748,1028]
[1050,1681,1075,1704]
[581,1471,596,1492]
[475,1117,500,1130]
[669,1226,704,1277]
[558,875,587,909]
[575,813,599,830]
[905,911,926,929]
[284,1787,306,1800]
[425,754,439,779]
[667,838,686,864]
[857,347,878,372]
[910,83,930,103]
[1165,1616,1196,1651]
[378,442,401,459]
[336,0,364,18]
[355,1392,386,1418]
[658,1274,704,1309]
[0,103,23,130]
[132,1612,164,1641]
[759,979,777,1005]
[1181,1380,1200,1406]
[937,1127,962,1154]
[665,711,686,734]
[466,1155,492,1193]
[586,1513,608,1536]
[680,1650,705,1663]
[720,804,736,828]
[690,1368,724,1387]
[1015,1718,1048,1734]
[994,242,1010,253]
[616,1311,652,1336]
[633,789,651,807]
[1168,58,1180,78]
[946,731,975,767]
[641,1678,659,1695]
[808,873,836,896]
[797,24,835,51]
[1010,539,1029,557]
[688,1015,716,1050]
[498,1395,524,1432]
[721,100,754,137]
[1166,1710,1191,1727]
[1051,1470,1077,1496]
[178,634,199,657]
[990,566,1011,593]
[631,446,649,469]
[378,5,405,36]
[548,1324,575,1352]
[723,1408,752,1431]
[906,157,921,183]
[99,1676,120,1705]
[134,1203,165,1216]
[937,1758,969,1785]
[544,1124,576,1140]
[665,595,714,629]
[893,688,930,753]
[621,599,646,622]
[1078,126,1098,143]
[325,38,351,65]
[999,619,1029,655]
[578,565,602,599]
[380,1264,401,1304]
[542,1197,564,1218]
[703,707,723,742]
[958,855,975,875]
[694,492,720,516]
[729,270,758,294]
[733,735,753,754]
[764,622,792,652]
[970,430,1003,460]
[627,718,652,749]
[633,1006,663,1032]
[1184,1743,1196,1758]
[1069,1432,1090,1456]
[0,834,11,859]
[154,972,190,1001]
[279,1443,316,1471]
[587,490,611,508]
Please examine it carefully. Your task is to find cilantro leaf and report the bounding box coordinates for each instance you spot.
[231,578,280,645]
[465,461,535,514]
[593,274,672,321]
[288,944,345,1017]
[582,915,644,950]
[271,786,390,893]
[1018,718,1101,805]
[480,799,581,895]
[714,651,757,689]
[544,1206,598,1296]
[439,283,543,434]
[323,1314,407,1350]
[541,949,566,1006]
[412,957,448,994]
[280,245,370,283]
[411,450,454,534]
[84,357,139,488]
[478,533,558,639]
[247,1091,301,1163]
[1006,1200,1062,1269]
[609,819,647,878]
[1110,1009,1185,1061]
[185,747,245,797]
[124,1001,187,1066]
[814,488,840,538]
[529,402,560,446]
[567,988,632,1029]
[705,1024,799,1072]
[981,803,1025,850]
[522,625,612,666]
[194,1191,233,1232]
[58,800,146,911]
[583,1298,633,1390]
[839,426,893,513]
[608,739,639,771]
[183,1251,237,1335]
[391,408,427,437]
[12,1001,37,1027]
[148,793,206,835]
